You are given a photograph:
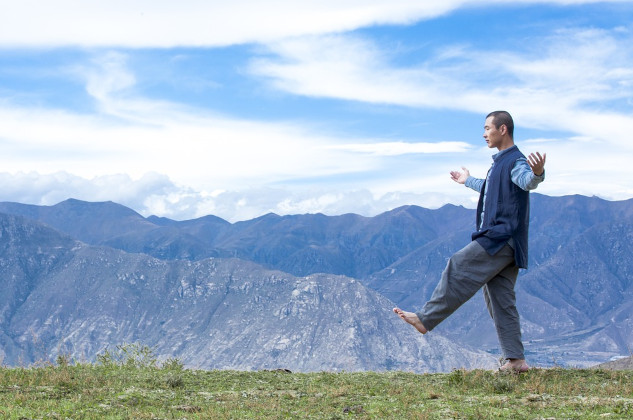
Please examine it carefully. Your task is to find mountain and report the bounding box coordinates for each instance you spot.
[0,200,226,261]
[0,212,495,372]
[2,194,632,367]
[0,200,473,278]
[0,199,157,244]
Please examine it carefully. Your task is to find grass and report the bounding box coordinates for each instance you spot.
[1,365,632,419]
[0,346,631,419]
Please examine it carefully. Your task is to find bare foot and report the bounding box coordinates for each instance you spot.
[393,307,427,334]
[499,359,529,373]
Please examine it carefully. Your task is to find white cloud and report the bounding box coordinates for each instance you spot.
[250,27,633,148]
[0,171,478,221]
[0,171,177,212]
[5,129,630,222]
[250,35,453,108]
[0,1,463,47]
[1,1,628,47]
[1,133,630,222]
[0,52,367,188]
[81,52,137,111]
[0,101,376,188]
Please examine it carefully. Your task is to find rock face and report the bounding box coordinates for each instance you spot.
[1,193,632,368]
[0,213,495,372]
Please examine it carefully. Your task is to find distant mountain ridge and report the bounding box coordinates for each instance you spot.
[1,194,632,368]
[0,199,474,278]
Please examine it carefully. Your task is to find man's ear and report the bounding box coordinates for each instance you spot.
[499,124,507,135]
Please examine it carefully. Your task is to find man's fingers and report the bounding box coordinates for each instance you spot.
[529,155,538,167]
[528,152,545,165]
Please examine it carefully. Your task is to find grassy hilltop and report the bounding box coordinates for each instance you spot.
[1,348,632,420]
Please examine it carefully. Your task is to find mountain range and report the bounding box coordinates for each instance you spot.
[0,209,494,372]
[1,193,631,369]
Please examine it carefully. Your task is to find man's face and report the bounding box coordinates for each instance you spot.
[483,116,504,149]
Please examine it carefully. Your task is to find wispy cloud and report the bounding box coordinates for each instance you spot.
[2,51,418,191]
[0,1,464,47]
[250,27,633,147]
[250,35,454,108]
[2,1,627,47]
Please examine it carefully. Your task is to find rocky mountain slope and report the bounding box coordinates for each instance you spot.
[0,212,495,372]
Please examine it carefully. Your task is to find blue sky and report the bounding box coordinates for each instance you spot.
[1,1,632,221]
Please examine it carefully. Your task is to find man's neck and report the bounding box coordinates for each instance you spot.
[497,139,515,151]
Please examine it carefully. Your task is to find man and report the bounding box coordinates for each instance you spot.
[393,111,546,372]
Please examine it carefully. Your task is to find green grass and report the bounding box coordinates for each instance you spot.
[1,362,632,419]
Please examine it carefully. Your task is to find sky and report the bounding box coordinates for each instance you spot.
[1,1,632,222]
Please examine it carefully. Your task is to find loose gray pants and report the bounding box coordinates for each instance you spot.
[415,240,524,360]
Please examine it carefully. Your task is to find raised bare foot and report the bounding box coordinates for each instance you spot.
[393,307,427,334]
[499,359,529,373]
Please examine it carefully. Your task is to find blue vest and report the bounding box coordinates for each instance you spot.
[472,145,530,269]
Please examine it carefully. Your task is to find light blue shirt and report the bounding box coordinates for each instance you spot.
[465,148,545,231]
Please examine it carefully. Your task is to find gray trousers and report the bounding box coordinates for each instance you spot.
[415,240,524,360]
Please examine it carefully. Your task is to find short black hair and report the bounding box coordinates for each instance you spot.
[486,111,514,139]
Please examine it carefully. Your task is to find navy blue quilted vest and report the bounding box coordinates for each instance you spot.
[471,145,530,269]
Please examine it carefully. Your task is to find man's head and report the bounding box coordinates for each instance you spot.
[484,110,514,150]
[486,111,514,138]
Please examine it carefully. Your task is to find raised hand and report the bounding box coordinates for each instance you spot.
[527,152,546,176]
[450,166,470,184]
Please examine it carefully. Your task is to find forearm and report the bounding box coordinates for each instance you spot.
[512,158,545,191]
[465,176,484,193]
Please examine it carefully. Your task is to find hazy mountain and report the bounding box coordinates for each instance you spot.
[0,212,495,372]
[0,200,224,262]
[0,199,156,244]
[0,200,473,278]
